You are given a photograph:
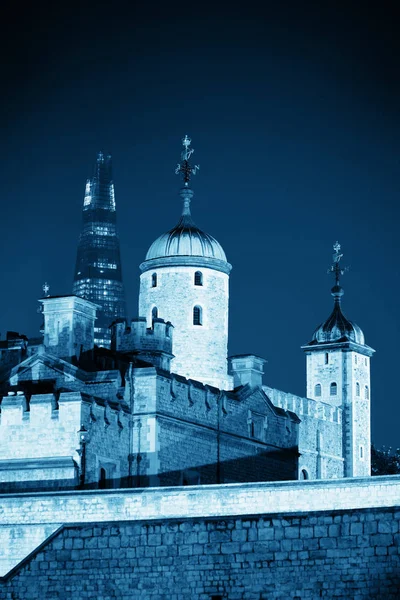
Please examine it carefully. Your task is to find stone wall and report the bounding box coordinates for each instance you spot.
[264,386,343,479]
[0,390,130,490]
[0,495,399,598]
[0,475,399,580]
[139,373,299,485]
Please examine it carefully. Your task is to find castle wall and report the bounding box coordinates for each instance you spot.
[1,508,399,599]
[0,476,399,596]
[152,374,298,485]
[0,393,82,463]
[139,266,232,389]
[0,391,130,490]
[264,386,343,479]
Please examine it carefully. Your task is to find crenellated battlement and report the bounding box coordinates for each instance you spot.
[263,385,342,424]
[111,317,173,371]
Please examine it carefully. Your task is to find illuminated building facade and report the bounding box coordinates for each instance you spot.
[72,152,126,347]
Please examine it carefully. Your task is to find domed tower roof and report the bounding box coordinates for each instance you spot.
[312,285,365,345]
[140,135,231,275]
[145,188,227,262]
[304,242,370,349]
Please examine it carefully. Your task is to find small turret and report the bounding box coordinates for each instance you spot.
[110,317,174,371]
[39,295,99,360]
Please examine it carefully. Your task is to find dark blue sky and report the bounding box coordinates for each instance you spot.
[0,2,399,447]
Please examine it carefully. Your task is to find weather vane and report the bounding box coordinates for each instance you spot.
[42,282,50,297]
[175,135,200,185]
[328,241,348,286]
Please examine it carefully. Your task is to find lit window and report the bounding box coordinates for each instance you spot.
[152,273,157,288]
[315,383,321,397]
[365,385,369,400]
[330,382,337,396]
[194,271,203,286]
[193,306,202,326]
[356,382,360,397]
[325,353,329,365]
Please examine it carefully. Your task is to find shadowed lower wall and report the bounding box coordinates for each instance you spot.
[0,506,399,599]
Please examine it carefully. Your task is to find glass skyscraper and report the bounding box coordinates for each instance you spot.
[73,152,126,348]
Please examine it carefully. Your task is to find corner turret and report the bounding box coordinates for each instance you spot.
[302,242,375,477]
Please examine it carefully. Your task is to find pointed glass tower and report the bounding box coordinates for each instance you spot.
[73,151,126,348]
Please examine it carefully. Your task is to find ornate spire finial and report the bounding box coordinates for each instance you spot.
[42,282,50,297]
[175,135,200,186]
[327,241,349,303]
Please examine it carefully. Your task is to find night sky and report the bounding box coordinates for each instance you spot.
[0,2,399,448]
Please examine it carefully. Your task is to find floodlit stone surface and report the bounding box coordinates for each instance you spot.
[0,475,399,579]
[0,477,399,597]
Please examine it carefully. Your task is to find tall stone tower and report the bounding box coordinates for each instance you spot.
[302,242,375,477]
[139,136,232,390]
[73,152,126,348]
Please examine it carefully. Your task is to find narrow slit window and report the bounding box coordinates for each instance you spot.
[360,445,364,459]
[193,306,202,326]
[330,382,337,396]
[325,353,329,364]
[315,383,321,397]
[194,271,203,286]
[356,382,360,397]
[151,273,157,287]
[365,385,369,400]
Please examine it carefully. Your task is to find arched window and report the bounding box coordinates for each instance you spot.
[193,306,202,326]
[330,382,337,396]
[365,385,369,400]
[151,273,157,288]
[356,382,360,396]
[325,353,329,365]
[99,467,107,489]
[300,469,309,480]
[194,271,203,286]
[152,306,158,321]
[314,383,322,397]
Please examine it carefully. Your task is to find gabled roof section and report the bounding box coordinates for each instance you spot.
[236,384,300,422]
[8,349,88,386]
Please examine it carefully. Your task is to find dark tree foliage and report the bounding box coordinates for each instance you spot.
[371,444,400,475]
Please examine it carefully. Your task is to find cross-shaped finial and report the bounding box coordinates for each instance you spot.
[328,241,348,286]
[43,282,50,297]
[175,135,200,185]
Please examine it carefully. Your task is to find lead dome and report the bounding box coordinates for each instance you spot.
[311,284,365,346]
[145,189,227,262]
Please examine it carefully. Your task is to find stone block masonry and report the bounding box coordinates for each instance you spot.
[1,505,400,598]
[0,474,399,586]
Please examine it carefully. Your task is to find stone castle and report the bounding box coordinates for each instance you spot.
[2,138,400,600]
[0,136,375,493]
